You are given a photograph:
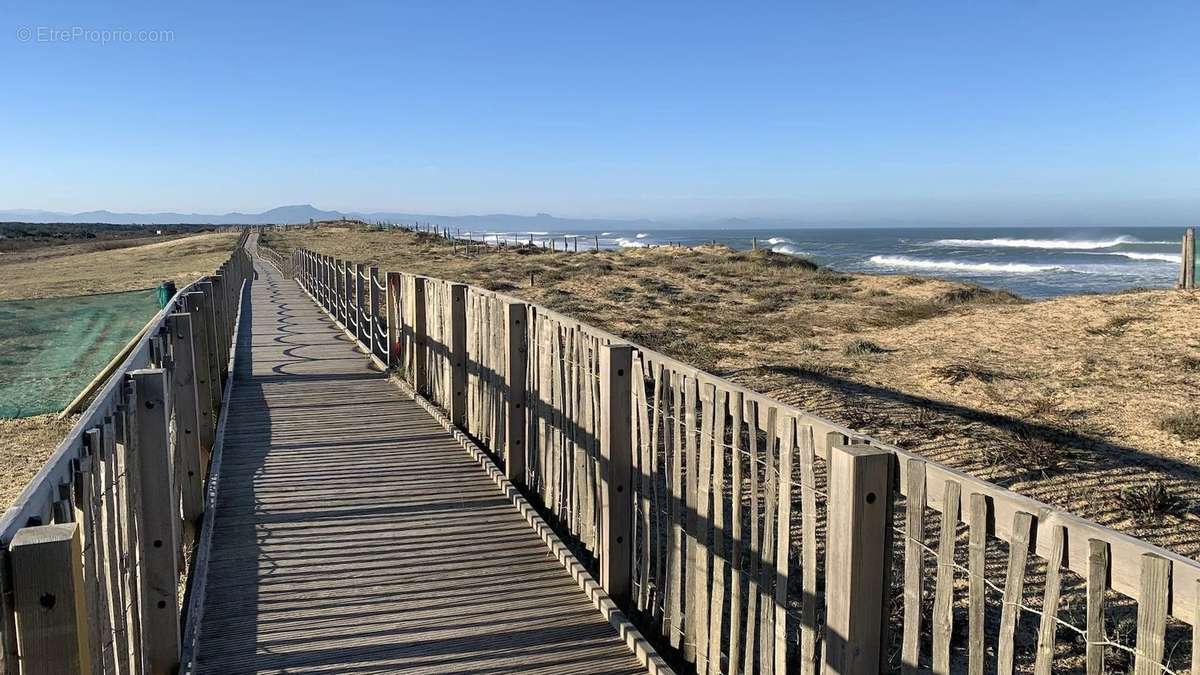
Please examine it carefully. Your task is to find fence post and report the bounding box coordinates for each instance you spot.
[1185,227,1196,290]
[369,266,382,359]
[505,302,528,486]
[354,263,366,346]
[129,369,181,673]
[599,343,634,606]
[165,314,204,524]
[412,277,427,394]
[208,276,229,384]
[9,523,91,674]
[386,272,403,367]
[823,443,895,675]
[449,284,468,426]
[184,292,217,469]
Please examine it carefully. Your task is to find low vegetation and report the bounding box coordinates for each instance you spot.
[260,224,1200,559]
[1157,409,1200,441]
[1120,481,1190,520]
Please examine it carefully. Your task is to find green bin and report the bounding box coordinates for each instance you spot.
[156,281,177,309]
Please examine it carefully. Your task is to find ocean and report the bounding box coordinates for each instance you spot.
[461,225,1189,299]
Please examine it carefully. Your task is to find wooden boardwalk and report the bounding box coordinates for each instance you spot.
[192,262,647,674]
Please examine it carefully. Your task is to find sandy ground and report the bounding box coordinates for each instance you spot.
[262,226,1200,560]
[0,232,239,504]
[0,414,75,509]
[0,231,239,300]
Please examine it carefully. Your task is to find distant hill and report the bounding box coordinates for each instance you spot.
[0,204,671,230]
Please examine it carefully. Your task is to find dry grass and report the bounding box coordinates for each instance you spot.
[262,225,1200,557]
[0,414,75,508]
[0,231,239,300]
[1,232,239,510]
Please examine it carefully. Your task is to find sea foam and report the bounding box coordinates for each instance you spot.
[929,236,1147,250]
[869,255,1057,273]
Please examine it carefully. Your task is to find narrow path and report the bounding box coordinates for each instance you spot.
[194,261,645,674]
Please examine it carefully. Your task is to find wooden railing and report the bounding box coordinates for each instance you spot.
[0,231,253,675]
[290,245,1200,675]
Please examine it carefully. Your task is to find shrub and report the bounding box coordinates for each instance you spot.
[935,286,1023,305]
[1120,481,1189,519]
[930,363,1015,385]
[843,339,886,356]
[1084,315,1144,336]
[1158,409,1200,440]
[982,430,1077,475]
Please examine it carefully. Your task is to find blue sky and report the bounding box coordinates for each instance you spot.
[1,1,1197,223]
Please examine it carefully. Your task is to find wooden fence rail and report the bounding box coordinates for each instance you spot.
[0,232,253,675]
[290,243,1200,675]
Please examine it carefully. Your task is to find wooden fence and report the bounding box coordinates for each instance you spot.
[0,232,253,675]
[291,245,1199,675]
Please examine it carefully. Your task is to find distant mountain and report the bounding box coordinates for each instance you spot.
[0,204,346,225]
[0,204,673,230]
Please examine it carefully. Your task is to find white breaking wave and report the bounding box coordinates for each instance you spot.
[635,232,649,239]
[869,255,1057,274]
[600,232,613,236]
[1099,251,1182,263]
[771,244,809,257]
[930,236,1145,250]
[616,238,649,248]
[765,237,792,245]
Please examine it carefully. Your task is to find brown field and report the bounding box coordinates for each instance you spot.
[261,225,1200,559]
[0,232,239,505]
[0,231,239,300]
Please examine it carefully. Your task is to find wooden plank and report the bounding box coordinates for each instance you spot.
[448,284,468,427]
[727,391,745,675]
[99,417,131,675]
[166,313,204,523]
[996,511,1034,675]
[1086,538,1108,675]
[742,399,761,675]
[707,388,728,675]
[694,384,714,675]
[823,443,894,675]
[635,355,654,614]
[651,362,667,625]
[931,480,961,675]
[902,459,927,675]
[758,405,779,673]
[798,424,818,675]
[667,371,684,650]
[682,376,700,665]
[599,344,634,606]
[129,369,181,674]
[1033,524,1065,675]
[76,431,105,675]
[1133,554,1170,675]
[505,302,528,487]
[411,277,427,394]
[9,523,91,674]
[1192,579,1198,675]
[183,293,216,473]
[773,415,794,675]
[0,551,18,675]
[968,493,988,675]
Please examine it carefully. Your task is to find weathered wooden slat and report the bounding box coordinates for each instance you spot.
[996,511,1034,675]
[968,492,987,675]
[694,384,714,674]
[1133,554,1170,675]
[683,376,700,665]
[758,406,779,673]
[902,459,927,675]
[727,391,745,675]
[742,398,761,675]
[773,415,794,675]
[9,524,91,674]
[1033,525,1065,675]
[707,388,728,675]
[931,480,961,675]
[635,355,654,614]
[1086,538,1109,675]
[798,424,818,675]
[667,371,685,650]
